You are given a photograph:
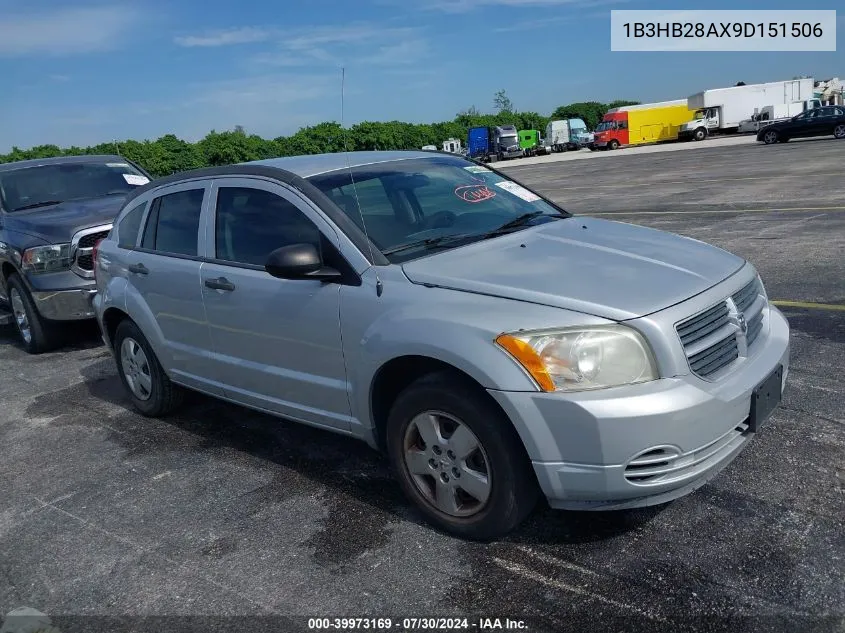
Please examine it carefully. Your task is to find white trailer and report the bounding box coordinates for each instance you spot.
[442,138,462,153]
[679,78,814,141]
[737,98,822,133]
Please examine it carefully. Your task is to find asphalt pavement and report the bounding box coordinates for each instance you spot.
[1,137,843,633]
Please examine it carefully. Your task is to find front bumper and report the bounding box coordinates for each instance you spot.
[32,287,97,321]
[678,130,695,140]
[488,306,790,511]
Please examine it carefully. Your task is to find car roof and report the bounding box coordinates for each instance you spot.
[0,154,127,173]
[244,150,442,178]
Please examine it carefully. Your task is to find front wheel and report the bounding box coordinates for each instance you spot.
[693,128,707,142]
[762,129,779,144]
[7,273,57,354]
[114,319,182,417]
[608,139,620,150]
[834,124,845,139]
[386,371,539,540]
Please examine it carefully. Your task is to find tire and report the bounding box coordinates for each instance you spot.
[386,371,539,540]
[7,273,57,354]
[113,319,181,417]
[608,139,620,150]
[762,129,779,145]
[834,124,845,139]
[693,128,707,142]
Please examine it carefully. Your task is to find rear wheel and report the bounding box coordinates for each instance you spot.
[763,129,779,145]
[386,371,539,541]
[7,274,57,354]
[834,124,845,139]
[114,319,182,417]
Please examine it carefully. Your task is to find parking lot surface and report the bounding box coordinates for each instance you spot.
[1,138,843,633]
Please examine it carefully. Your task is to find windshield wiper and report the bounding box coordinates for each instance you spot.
[10,200,63,212]
[483,211,567,237]
[382,233,478,256]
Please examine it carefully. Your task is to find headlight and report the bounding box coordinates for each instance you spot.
[21,244,72,274]
[495,325,658,392]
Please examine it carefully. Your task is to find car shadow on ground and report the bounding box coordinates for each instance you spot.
[74,356,665,545]
[0,320,104,356]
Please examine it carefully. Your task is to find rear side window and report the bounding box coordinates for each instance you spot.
[117,202,146,249]
[141,189,204,257]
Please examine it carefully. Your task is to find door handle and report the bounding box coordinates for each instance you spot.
[204,277,236,292]
[128,263,149,275]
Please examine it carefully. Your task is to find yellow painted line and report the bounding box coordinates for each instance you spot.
[588,206,845,216]
[772,300,845,312]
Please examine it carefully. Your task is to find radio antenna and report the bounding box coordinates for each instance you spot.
[340,66,382,296]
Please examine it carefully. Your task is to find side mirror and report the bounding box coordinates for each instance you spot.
[265,243,342,282]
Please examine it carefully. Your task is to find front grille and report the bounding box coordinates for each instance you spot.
[71,227,111,276]
[676,301,738,379]
[676,301,730,347]
[732,277,760,314]
[78,231,109,250]
[76,254,94,270]
[676,275,769,379]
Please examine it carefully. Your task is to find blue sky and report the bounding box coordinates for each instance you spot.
[0,0,842,151]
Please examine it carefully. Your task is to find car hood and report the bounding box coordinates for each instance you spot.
[401,217,746,321]
[3,195,127,244]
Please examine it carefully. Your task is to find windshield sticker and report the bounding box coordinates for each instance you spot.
[123,174,150,186]
[107,162,130,168]
[454,183,497,203]
[463,165,493,174]
[495,181,541,202]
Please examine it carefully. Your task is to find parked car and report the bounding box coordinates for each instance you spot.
[757,105,845,144]
[0,155,152,353]
[93,151,790,540]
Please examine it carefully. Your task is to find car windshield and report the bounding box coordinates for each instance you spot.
[596,121,614,131]
[0,160,149,212]
[500,135,518,146]
[307,155,570,262]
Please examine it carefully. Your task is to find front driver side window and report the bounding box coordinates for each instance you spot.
[214,187,323,266]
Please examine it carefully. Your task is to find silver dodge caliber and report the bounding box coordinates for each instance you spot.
[92,151,790,540]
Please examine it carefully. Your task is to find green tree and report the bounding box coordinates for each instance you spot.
[494,90,514,114]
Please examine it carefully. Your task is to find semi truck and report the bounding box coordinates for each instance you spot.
[679,78,815,141]
[518,130,551,157]
[466,125,523,162]
[591,100,695,150]
[545,119,591,152]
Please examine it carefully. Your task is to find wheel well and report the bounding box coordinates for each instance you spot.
[2,262,17,282]
[370,355,501,451]
[102,307,129,348]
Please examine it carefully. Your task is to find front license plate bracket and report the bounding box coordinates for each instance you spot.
[749,364,783,432]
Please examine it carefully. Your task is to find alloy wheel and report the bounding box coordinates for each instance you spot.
[120,337,153,401]
[402,410,492,518]
[834,124,845,139]
[764,130,778,144]
[10,288,31,346]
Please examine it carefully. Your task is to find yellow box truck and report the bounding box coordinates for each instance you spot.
[592,99,696,150]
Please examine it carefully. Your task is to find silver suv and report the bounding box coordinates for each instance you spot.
[92,151,790,540]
